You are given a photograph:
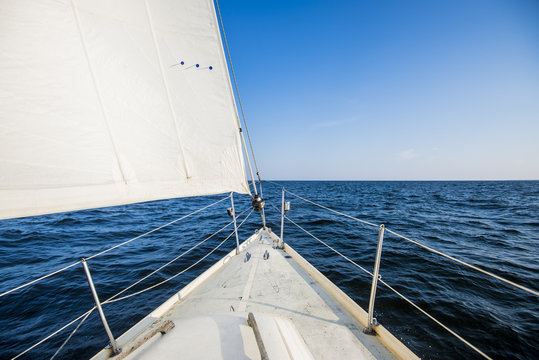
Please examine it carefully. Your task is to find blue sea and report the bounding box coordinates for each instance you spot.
[0,181,538,359]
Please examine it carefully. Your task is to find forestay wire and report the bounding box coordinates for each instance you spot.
[0,194,231,298]
[214,0,264,194]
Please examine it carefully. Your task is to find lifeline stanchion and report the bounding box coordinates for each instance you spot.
[0,195,232,300]
[231,192,240,254]
[365,224,385,335]
[279,188,285,247]
[81,259,120,355]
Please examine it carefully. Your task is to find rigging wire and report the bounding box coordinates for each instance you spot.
[378,278,493,360]
[282,209,492,360]
[0,195,230,299]
[285,188,380,228]
[11,308,96,360]
[0,261,82,300]
[267,202,372,276]
[269,182,538,297]
[384,228,539,297]
[11,208,254,359]
[85,195,231,261]
[282,212,373,277]
[103,208,250,304]
[104,209,254,304]
[49,309,94,360]
[214,0,263,193]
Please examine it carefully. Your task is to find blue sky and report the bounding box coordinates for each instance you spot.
[219,0,539,180]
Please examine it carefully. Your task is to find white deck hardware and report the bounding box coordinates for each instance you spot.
[91,228,417,360]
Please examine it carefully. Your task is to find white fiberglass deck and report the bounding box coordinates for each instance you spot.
[93,228,417,360]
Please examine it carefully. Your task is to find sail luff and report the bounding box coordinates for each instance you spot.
[209,0,257,196]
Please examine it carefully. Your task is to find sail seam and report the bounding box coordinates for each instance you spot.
[143,0,191,179]
[69,0,128,185]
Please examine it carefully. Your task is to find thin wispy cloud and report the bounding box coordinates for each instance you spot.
[397,149,420,160]
[311,120,348,129]
[311,115,364,130]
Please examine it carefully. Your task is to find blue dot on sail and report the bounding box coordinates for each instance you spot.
[196,64,199,68]
[209,66,213,70]
[180,61,184,65]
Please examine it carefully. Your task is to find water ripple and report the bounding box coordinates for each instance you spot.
[0,181,538,359]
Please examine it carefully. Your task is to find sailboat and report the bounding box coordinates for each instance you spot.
[0,0,416,358]
[2,1,536,359]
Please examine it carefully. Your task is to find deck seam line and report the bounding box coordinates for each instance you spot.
[238,247,261,312]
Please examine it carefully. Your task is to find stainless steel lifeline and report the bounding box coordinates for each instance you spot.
[231,192,240,255]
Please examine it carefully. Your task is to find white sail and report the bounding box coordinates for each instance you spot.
[0,0,250,220]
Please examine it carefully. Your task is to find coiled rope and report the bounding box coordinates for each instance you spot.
[0,194,231,298]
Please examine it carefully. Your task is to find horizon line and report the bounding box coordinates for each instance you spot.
[263,179,539,182]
